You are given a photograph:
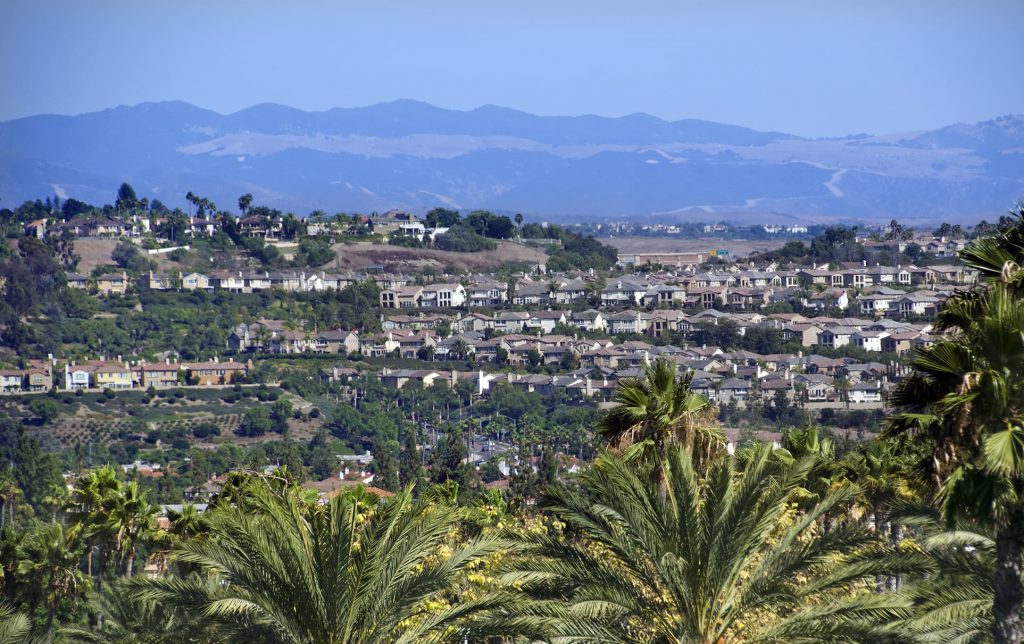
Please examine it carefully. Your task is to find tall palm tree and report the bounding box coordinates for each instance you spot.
[17,523,89,635]
[105,481,159,577]
[597,358,721,485]
[133,481,522,643]
[888,210,1024,643]
[67,465,122,578]
[506,444,914,643]
[0,475,20,530]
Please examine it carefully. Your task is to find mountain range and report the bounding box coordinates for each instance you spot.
[1,100,1022,223]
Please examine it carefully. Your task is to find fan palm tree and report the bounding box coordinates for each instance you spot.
[67,465,122,578]
[0,474,20,530]
[597,358,721,485]
[133,481,523,643]
[17,523,89,635]
[105,481,160,578]
[888,210,1024,643]
[506,444,914,643]
[0,602,30,644]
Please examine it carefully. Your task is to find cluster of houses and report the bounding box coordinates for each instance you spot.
[122,260,968,327]
[53,358,251,391]
[0,361,56,394]
[340,341,892,406]
[26,209,429,244]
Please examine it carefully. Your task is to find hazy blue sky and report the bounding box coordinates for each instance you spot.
[2,0,1021,137]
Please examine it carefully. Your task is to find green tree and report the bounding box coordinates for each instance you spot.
[63,580,207,643]
[28,398,58,425]
[398,427,424,489]
[0,603,30,644]
[509,445,912,642]
[133,481,517,642]
[597,358,721,488]
[105,481,159,577]
[238,406,273,437]
[371,437,401,492]
[238,193,253,216]
[307,429,336,481]
[888,209,1024,644]
[18,523,88,634]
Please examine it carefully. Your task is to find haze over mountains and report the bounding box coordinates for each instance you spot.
[1,100,1022,223]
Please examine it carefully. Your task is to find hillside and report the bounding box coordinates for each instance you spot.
[331,240,548,272]
[1,101,1022,221]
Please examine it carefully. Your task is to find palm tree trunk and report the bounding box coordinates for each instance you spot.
[993,521,1023,644]
[887,522,904,591]
[125,546,135,578]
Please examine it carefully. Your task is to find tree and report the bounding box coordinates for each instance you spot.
[370,437,400,492]
[66,465,122,578]
[597,358,721,488]
[115,183,138,214]
[398,427,424,489]
[63,580,207,643]
[133,481,518,642]
[18,523,88,634]
[105,481,159,577]
[238,193,253,216]
[0,603,30,644]
[430,423,475,493]
[888,208,1024,644]
[28,398,57,425]
[238,406,273,437]
[508,445,913,642]
[307,429,335,481]
[424,207,460,228]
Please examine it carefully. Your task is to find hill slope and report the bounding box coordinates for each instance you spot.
[1,101,1021,222]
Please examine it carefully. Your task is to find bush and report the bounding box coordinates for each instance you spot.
[237,406,273,437]
[192,422,221,439]
[102,388,116,400]
[434,224,497,252]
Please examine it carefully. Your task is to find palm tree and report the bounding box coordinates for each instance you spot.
[891,515,1011,644]
[133,481,521,642]
[506,444,913,643]
[105,481,159,577]
[597,358,721,486]
[0,603,30,644]
[67,465,121,578]
[238,193,253,216]
[63,580,211,643]
[888,210,1024,643]
[17,523,89,635]
[0,475,20,530]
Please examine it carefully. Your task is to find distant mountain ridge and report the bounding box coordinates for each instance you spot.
[0,100,1021,223]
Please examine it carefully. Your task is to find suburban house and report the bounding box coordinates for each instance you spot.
[185,360,249,386]
[139,362,182,388]
[95,272,129,296]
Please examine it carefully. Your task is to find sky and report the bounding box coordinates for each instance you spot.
[1,0,1022,137]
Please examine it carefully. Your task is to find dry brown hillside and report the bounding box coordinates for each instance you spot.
[329,241,548,272]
